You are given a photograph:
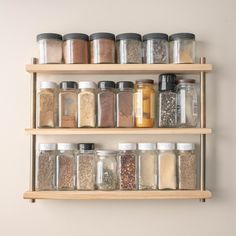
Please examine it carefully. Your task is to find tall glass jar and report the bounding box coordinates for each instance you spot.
[77,143,95,190]
[36,143,57,191]
[59,81,78,128]
[37,81,58,128]
[118,143,137,190]
[134,80,155,128]
[116,81,134,128]
[143,33,169,64]
[97,81,116,128]
[177,143,197,190]
[177,79,199,127]
[116,33,142,64]
[90,32,115,64]
[157,143,176,190]
[138,143,157,190]
[78,81,97,128]
[169,33,196,64]
[56,143,76,190]
[95,150,118,190]
[158,74,177,127]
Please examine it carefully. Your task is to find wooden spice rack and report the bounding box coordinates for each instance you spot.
[24,58,213,202]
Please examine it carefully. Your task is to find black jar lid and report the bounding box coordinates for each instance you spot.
[116,33,142,41]
[117,81,134,90]
[143,33,168,41]
[78,143,95,151]
[98,81,116,89]
[159,74,177,91]
[63,33,89,41]
[37,33,62,41]
[90,32,115,41]
[169,33,195,41]
[177,78,196,84]
[60,81,78,89]
[136,79,154,84]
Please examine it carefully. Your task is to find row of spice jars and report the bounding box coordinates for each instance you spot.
[36,142,197,191]
[37,32,196,64]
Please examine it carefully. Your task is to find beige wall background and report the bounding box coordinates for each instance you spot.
[0,0,236,235]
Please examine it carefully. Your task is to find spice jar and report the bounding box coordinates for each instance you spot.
[59,81,78,128]
[143,33,169,64]
[95,150,118,190]
[138,143,157,190]
[37,33,63,64]
[157,143,177,190]
[177,143,197,190]
[36,143,57,191]
[134,79,155,128]
[118,143,137,190]
[116,81,134,128]
[177,79,199,128]
[116,33,142,64]
[78,81,97,128]
[97,81,116,128]
[63,33,89,64]
[158,74,177,128]
[56,143,76,190]
[77,143,95,190]
[37,81,58,128]
[169,33,196,64]
[90,32,115,64]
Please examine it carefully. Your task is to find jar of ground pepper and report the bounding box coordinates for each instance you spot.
[90,32,115,64]
[63,33,89,64]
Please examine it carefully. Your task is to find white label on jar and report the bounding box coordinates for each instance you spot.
[134,92,143,118]
[96,161,103,184]
[180,90,186,123]
[193,98,198,117]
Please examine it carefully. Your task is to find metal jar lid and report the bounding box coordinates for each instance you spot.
[98,81,115,89]
[78,143,95,151]
[116,33,142,41]
[57,143,77,151]
[90,32,115,41]
[169,33,195,41]
[37,33,62,41]
[63,33,89,41]
[138,143,156,150]
[39,143,57,151]
[157,143,175,150]
[59,81,78,90]
[79,81,97,89]
[116,81,134,90]
[40,81,57,89]
[143,33,168,41]
[177,143,195,150]
[118,143,136,150]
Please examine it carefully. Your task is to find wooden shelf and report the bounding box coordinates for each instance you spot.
[26,64,213,74]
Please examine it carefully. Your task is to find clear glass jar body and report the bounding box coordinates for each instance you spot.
[177,82,199,127]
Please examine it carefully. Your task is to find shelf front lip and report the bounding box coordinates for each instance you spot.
[25,64,213,74]
[23,190,212,200]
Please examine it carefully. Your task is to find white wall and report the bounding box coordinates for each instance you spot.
[0,0,236,235]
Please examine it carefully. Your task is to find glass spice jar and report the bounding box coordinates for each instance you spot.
[56,143,76,190]
[116,81,134,128]
[63,33,89,64]
[97,81,116,128]
[169,33,196,64]
[116,33,142,64]
[78,81,97,128]
[37,81,58,128]
[134,79,155,128]
[143,33,169,64]
[59,81,78,128]
[177,143,197,190]
[177,79,199,128]
[95,150,118,190]
[90,32,115,64]
[77,143,96,190]
[158,74,177,128]
[138,143,157,190]
[36,143,57,191]
[37,33,63,64]
[118,143,137,190]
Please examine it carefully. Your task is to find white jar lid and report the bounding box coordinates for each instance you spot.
[138,143,156,150]
[157,142,175,150]
[177,143,195,150]
[57,143,76,151]
[96,150,117,155]
[118,143,136,150]
[39,143,57,151]
[79,81,97,89]
[40,81,57,89]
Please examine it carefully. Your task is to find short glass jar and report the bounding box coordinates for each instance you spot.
[116,81,134,128]
[63,33,89,64]
[78,81,97,128]
[169,33,196,64]
[134,79,155,128]
[90,32,115,64]
[116,33,142,64]
[37,81,58,128]
[118,143,137,190]
[36,143,57,191]
[59,81,78,128]
[97,81,116,128]
[95,150,118,190]
[37,33,63,64]
[143,33,169,64]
